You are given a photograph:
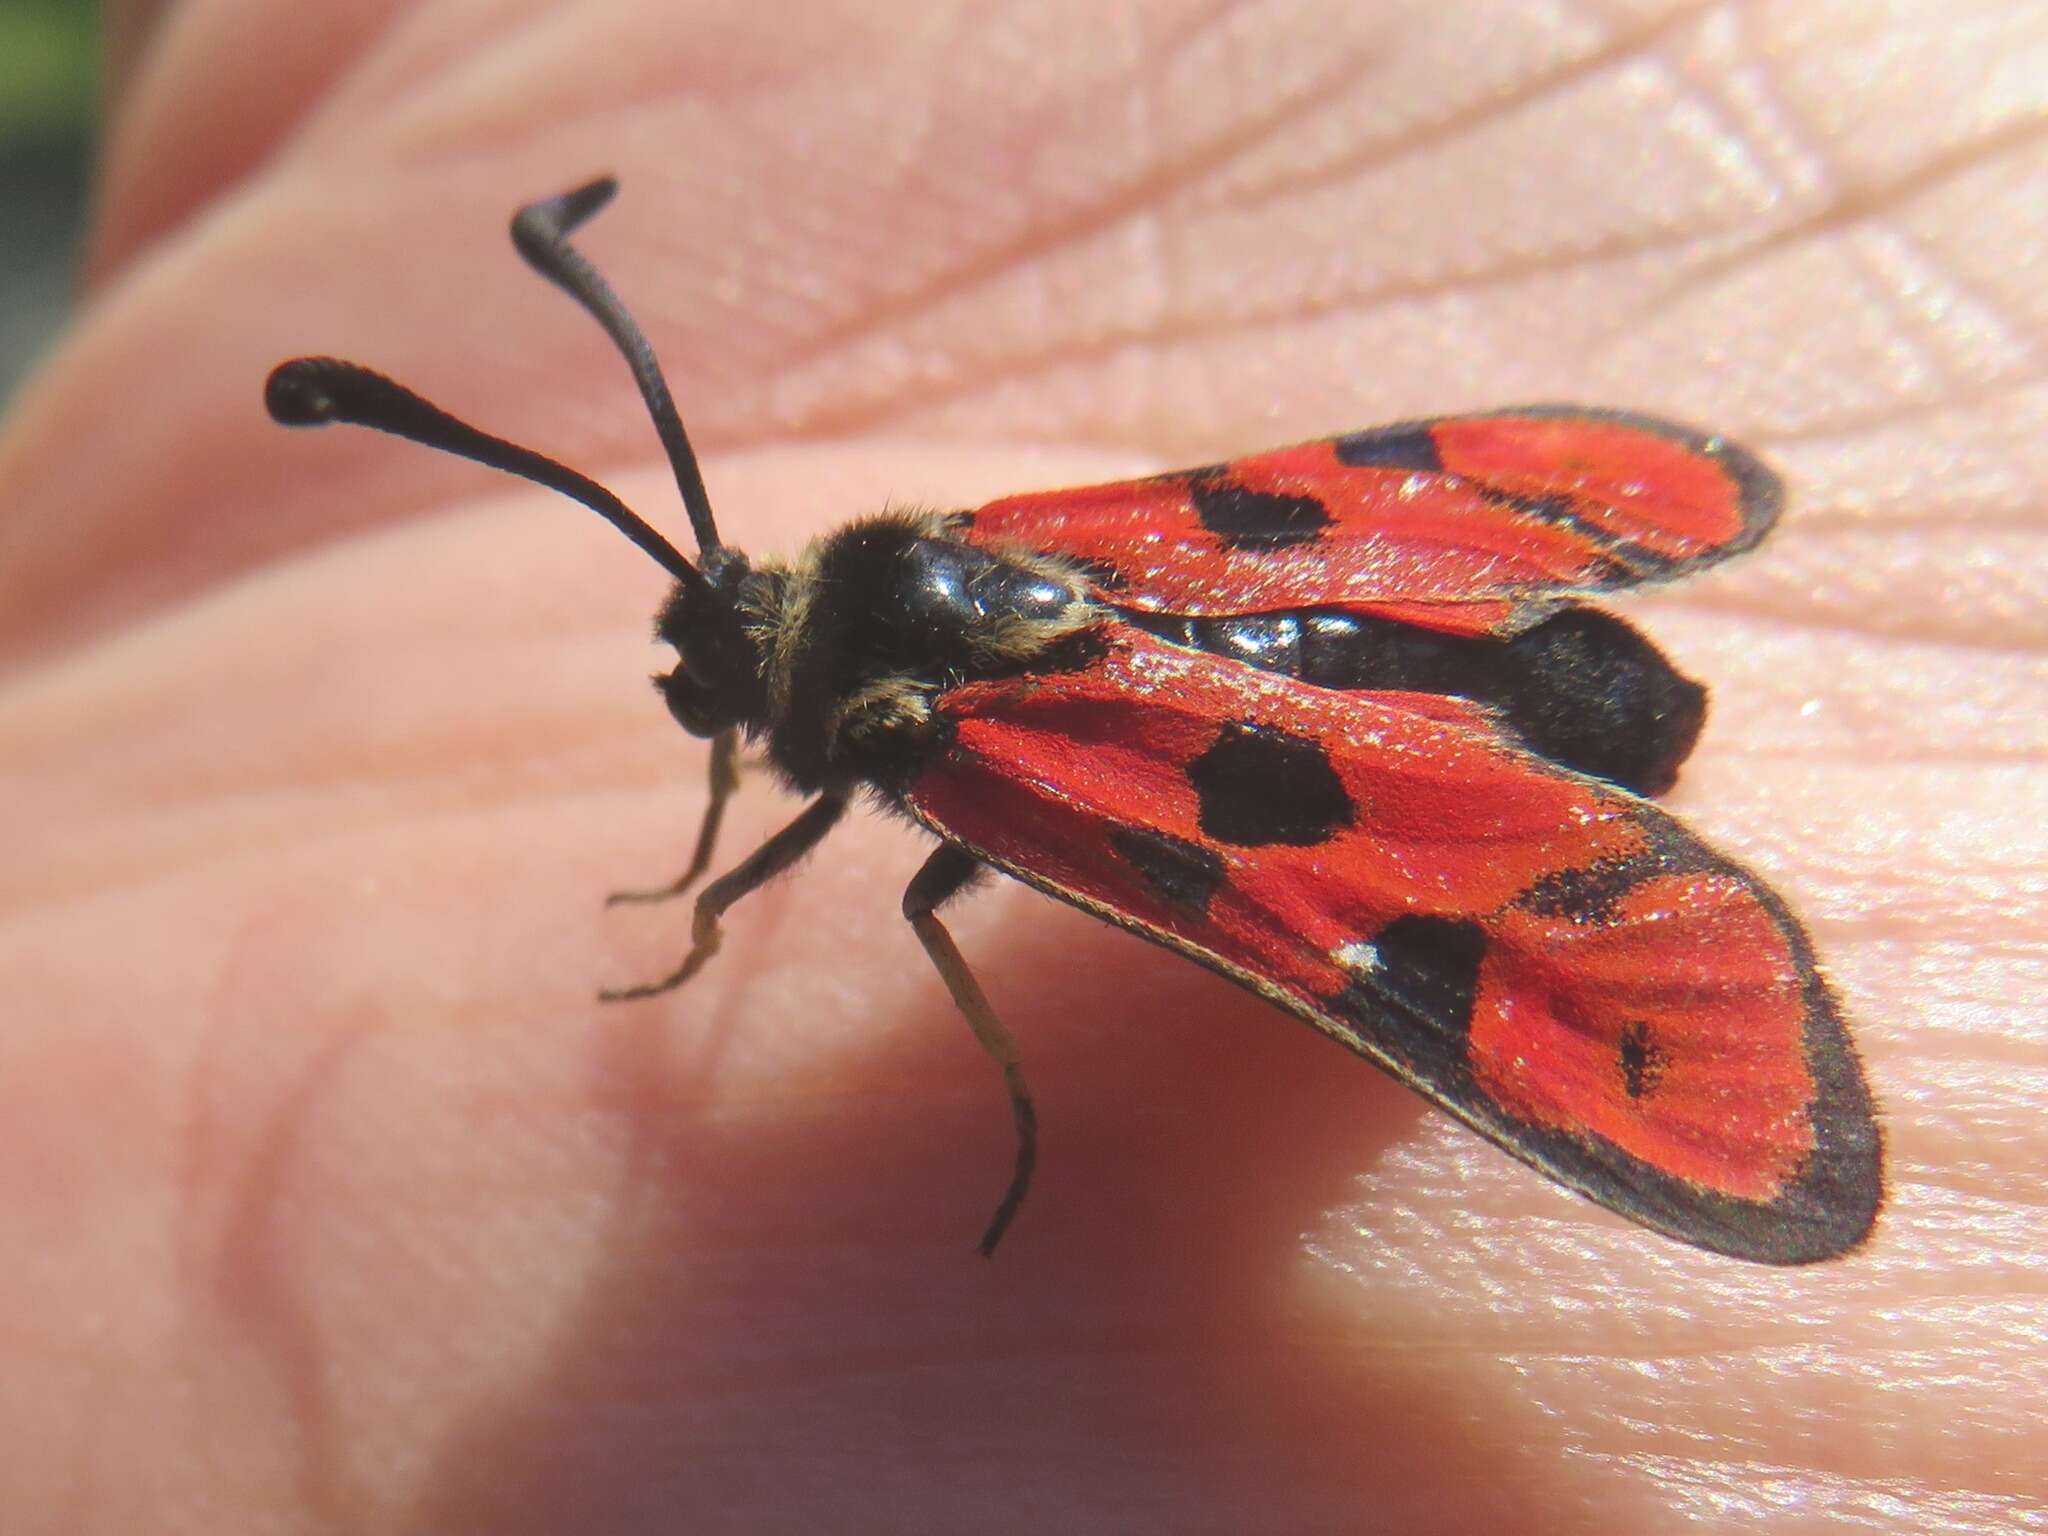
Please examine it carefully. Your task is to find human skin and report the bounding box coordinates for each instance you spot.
[1,1,2043,1530]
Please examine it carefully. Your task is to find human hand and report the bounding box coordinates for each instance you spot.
[3,3,2041,1529]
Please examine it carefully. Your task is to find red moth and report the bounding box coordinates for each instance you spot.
[267,179,1882,1264]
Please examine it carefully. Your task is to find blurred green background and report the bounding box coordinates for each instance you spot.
[1,0,99,407]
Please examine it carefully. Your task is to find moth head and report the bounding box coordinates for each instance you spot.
[264,177,747,725]
[652,549,767,738]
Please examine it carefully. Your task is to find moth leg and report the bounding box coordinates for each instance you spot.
[607,728,742,906]
[903,843,1037,1257]
[601,790,848,1003]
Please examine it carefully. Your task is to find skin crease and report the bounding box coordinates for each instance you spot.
[1,0,2044,1529]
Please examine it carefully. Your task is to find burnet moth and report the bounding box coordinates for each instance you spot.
[266,178,1882,1264]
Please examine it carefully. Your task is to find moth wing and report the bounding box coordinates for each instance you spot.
[961,408,1781,637]
[903,627,1880,1263]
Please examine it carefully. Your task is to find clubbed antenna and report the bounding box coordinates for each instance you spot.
[511,178,724,559]
[264,356,703,588]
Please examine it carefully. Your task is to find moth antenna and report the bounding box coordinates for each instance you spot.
[264,356,704,589]
[511,178,725,560]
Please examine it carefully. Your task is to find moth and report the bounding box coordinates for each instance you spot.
[267,179,1882,1263]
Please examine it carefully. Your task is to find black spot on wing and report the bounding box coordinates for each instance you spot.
[1188,722,1353,847]
[1472,486,1653,578]
[1618,1020,1668,1100]
[1332,423,1443,472]
[1188,471,1332,552]
[1108,827,1226,917]
[1517,819,1719,925]
[1329,915,1487,1085]
[1499,404,1784,551]
[1518,854,1648,926]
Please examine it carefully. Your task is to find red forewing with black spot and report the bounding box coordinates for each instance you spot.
[904,628,1881,1264]
[961,407,1781,637]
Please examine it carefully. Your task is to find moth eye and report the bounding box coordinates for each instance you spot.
[659,667,721,738]
[682,635,719,684]
[682,623,748,687]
